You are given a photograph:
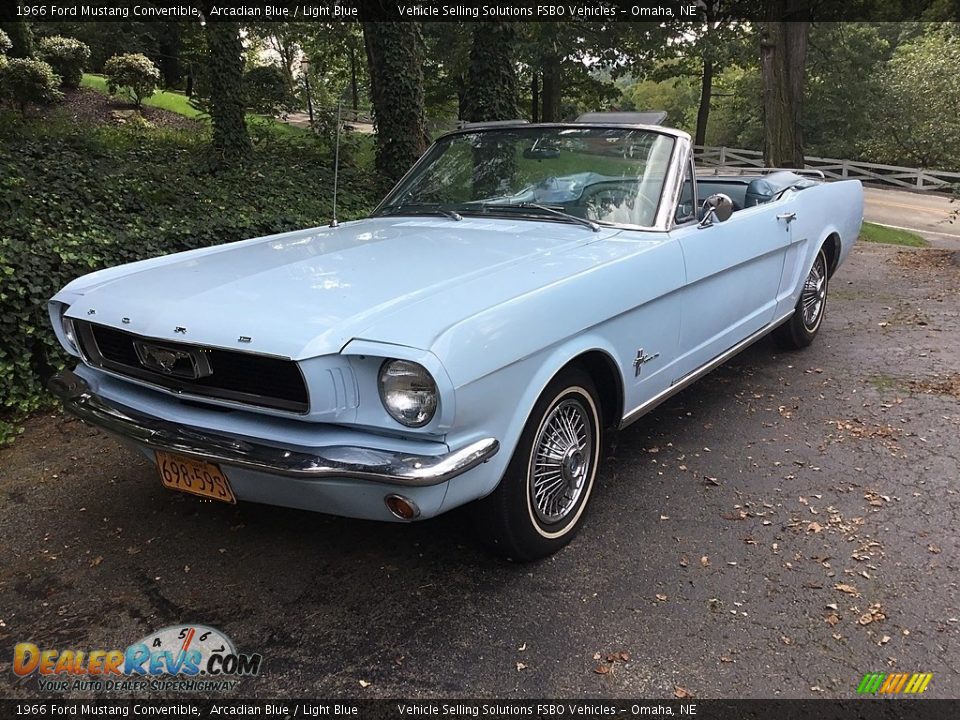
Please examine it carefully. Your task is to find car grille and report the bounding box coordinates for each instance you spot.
[74,321,309,413]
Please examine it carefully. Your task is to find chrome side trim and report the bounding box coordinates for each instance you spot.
[619,311,794,429]
[48,370,499,487]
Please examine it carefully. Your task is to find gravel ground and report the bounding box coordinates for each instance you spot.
[1,241,958,700]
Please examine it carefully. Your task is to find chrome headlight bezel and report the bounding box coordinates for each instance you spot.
[53,302,79,354]
[378,359,439,428]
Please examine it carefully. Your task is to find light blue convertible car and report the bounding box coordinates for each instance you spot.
[48,117,863,560]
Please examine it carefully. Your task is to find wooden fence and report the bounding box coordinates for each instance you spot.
[694,145,960,192]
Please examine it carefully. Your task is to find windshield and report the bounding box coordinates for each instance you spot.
[377,127,676,228]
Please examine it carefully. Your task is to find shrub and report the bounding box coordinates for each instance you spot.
[0,115,377,444]
[0,29,11,57]
[0,58,63,116]
[104,53,159,109]
[244,64,296,116]
[36,36,90,89]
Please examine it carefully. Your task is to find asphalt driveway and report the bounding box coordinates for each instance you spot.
[1,241,958,700]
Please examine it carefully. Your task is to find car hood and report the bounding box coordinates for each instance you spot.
[61,217,627,359]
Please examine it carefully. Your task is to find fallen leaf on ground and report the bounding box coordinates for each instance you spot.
[594,664,610,675]
[516,662,527,671]
[656,594,668,602]
[701,556,710,567]
[358,680,370,688]
[835,583,858,595]
[674,686,693,699]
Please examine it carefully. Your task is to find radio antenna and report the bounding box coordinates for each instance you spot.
[329,92,343,228]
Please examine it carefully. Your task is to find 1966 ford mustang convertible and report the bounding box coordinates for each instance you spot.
[48,116,863,560]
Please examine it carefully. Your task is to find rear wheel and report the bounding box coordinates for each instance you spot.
[774,247,828,350]
[473,367,602,561]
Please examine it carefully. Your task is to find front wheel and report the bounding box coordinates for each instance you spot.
[473,367,603,562]
[774,247,829,350]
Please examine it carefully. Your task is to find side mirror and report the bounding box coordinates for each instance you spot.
[698,193,734,228]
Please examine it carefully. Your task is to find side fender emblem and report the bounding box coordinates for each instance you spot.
[633,348,659,377]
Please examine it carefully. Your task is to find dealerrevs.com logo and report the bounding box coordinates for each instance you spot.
[13,625,263,693]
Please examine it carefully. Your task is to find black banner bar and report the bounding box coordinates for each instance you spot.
[0,0,956,24]
[0,699,957,720]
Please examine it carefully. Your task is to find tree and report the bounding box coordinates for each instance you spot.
[362,21,427,188]
[863,25,960,168]
[463,23,519,122]
[201,16,251,159]
[759,0,810,166]
[0,6,34,59]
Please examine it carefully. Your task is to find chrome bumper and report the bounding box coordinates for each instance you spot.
[48,370,499,487]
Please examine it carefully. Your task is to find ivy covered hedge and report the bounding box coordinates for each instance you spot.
[0,113,376,443]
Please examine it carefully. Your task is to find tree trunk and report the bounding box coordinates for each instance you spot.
[695,56,713,147]
[531,72,540,123]
[0,14,34,58]
[349,44,359,111]
[760,1,809,167]
[157,22,182,89]
[202,17,251,160]
[540,55,561,122]
[463,22,519,122]
[362,21,428,189]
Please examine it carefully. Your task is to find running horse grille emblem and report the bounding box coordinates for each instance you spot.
[133,341,213,380]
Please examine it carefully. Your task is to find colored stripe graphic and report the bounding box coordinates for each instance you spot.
[857,672,932,695]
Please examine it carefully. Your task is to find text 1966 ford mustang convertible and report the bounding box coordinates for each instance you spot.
[48,117,863,560]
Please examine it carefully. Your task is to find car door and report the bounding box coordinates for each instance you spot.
[671,196,796,380]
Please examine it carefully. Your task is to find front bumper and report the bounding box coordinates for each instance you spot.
[48,370,499,487]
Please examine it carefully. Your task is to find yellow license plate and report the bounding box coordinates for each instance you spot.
[155,451,236,504]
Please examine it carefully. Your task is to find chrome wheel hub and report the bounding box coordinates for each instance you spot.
[530,398,593,524]
[801,254,827,331]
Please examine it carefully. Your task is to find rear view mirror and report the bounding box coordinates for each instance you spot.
[523,146,560,160]
[698,193,734,228]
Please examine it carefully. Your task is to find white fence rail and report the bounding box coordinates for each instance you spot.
[694,145,960,192]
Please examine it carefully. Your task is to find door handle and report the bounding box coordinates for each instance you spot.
[777,212,797,223]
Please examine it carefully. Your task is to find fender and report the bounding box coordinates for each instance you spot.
[440,333,624,511]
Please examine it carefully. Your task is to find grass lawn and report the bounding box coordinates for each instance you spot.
[81,74,317,140]
[859,221,928,247]
[81,74,204,118]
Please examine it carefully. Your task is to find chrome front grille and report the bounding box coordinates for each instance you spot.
[74,321,309,413]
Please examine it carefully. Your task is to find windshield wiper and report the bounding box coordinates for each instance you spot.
[378,204,462,221]
[489,203,600,232]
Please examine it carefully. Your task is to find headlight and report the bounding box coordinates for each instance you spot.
[378,360,438,428]
[57,303,78,352]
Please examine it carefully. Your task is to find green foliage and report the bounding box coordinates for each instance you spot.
[0,29,11,57]
[0,58,63,116]
[104,53,160,109]
[37,35,91,89]
[621,73,700,132]
[862,26,960,168]
[803,23,890,160]
[244,64,297,116]
[0,113,377,444]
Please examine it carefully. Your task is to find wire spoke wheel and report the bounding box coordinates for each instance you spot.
[529,398,593,525]
[801,252,827,331]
